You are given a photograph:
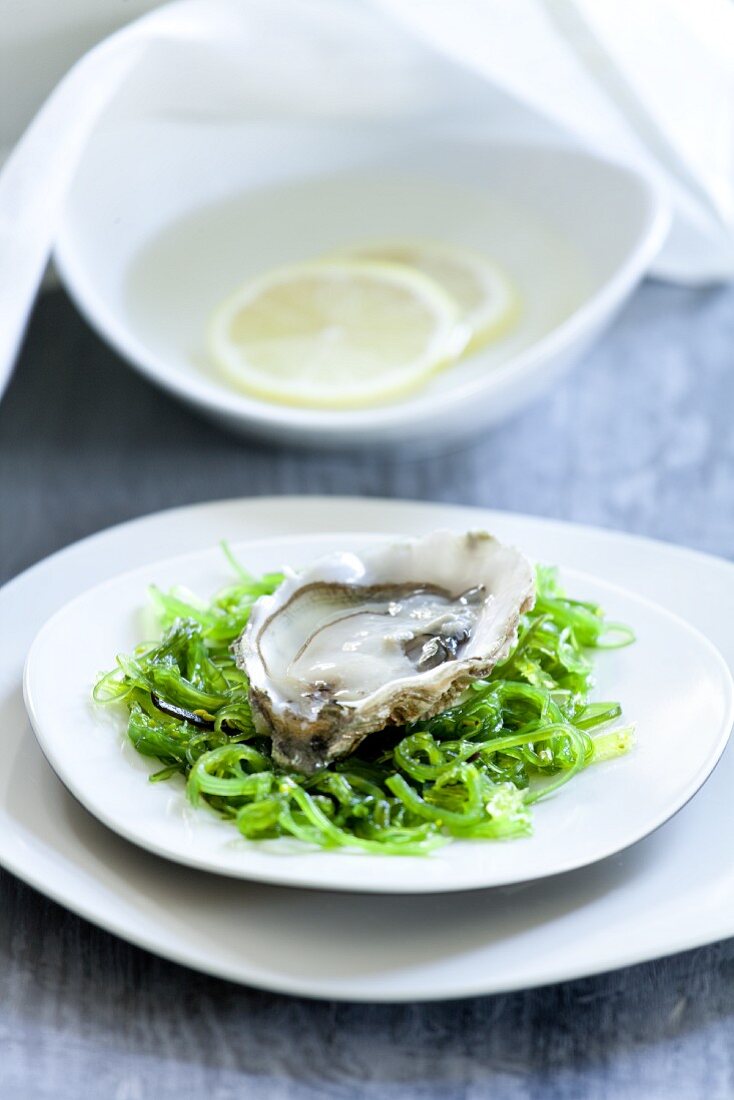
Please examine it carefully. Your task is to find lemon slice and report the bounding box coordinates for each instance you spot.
[208,261,466,409]
[332,241,517,352]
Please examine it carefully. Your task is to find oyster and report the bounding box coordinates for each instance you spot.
[235,530,535,773]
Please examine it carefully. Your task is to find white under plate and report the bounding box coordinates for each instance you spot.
[3,497,734,1000]
[24,535,733,895]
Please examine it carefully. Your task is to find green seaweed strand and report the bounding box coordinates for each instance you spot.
[93,551,634,855]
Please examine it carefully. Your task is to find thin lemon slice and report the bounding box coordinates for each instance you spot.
[332,240,517,352]
[208,261,467,409]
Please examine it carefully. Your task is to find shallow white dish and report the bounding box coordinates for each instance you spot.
[55,127,667,448]
[24,534,732,894]
[4,497,734,1001]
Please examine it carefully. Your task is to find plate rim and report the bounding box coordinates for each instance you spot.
[22,530,734,894]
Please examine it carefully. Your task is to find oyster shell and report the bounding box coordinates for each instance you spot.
[235,531,535,773]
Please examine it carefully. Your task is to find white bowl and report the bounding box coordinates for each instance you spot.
[55,123,668,449]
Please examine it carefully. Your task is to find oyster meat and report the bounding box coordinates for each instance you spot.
[235,530,535,772]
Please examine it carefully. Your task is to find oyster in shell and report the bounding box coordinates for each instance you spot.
[235,531,535,773]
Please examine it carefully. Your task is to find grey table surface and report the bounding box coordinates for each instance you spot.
[1,284,733,1099]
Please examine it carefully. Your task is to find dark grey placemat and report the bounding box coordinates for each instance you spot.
[0,285,733,1099]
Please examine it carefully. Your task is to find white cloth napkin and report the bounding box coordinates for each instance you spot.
[86,0,734,284]
[2,0,733,399]
[380,0,734,284]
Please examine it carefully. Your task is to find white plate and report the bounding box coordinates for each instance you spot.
[4,496,734,1001]
[24,535,733,895]
[55,125,667,449]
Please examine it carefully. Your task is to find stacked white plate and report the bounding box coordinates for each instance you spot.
[5,496,734,1001]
